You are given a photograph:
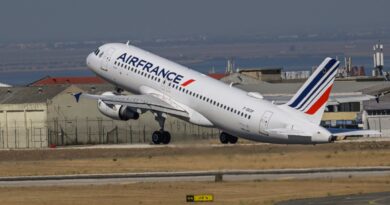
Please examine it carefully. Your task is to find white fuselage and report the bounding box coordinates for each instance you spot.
[86,43,332,144]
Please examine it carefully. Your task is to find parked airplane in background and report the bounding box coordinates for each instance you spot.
[74,42,379,145]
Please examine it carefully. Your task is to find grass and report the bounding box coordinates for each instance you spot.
[0,141,389,177]
[0,176,389,205]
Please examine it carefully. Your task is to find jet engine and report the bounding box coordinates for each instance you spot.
[97,92,139,121]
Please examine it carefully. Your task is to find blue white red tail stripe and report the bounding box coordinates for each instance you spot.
[299,73,336,112]
[296,61,339,111]
[286,58,340,117]
[288,58,338,108]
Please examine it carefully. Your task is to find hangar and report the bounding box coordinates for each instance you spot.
[0,84,219,149]
[0,74,389,149]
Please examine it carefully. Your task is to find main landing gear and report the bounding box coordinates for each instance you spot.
[151,112,171,145]
[219,132,238,144]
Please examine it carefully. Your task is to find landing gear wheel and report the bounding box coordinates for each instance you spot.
[152,112,172,145]
[220,132,238,144]
[152,131,162,144]
[228,136,238,144]
[219,132,229,144]
[162,131,171,144]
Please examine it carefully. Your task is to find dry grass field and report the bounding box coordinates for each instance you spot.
[0,141,389,177]
[0,176,389,205]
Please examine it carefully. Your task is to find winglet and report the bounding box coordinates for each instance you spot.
[72,92,83,103]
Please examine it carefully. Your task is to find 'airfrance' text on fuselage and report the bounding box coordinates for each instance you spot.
[117,53,184,84]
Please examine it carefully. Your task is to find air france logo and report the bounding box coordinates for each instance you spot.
[117,53,195,86]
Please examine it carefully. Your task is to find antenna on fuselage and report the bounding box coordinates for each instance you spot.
[126,40,131,46]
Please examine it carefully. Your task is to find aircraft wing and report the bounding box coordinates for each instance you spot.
[73,92,189,118]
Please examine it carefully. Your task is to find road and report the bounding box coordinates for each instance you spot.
[0,167,389,187]
[277,192,390,205]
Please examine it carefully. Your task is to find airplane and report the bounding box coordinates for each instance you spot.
[74,42,380,145]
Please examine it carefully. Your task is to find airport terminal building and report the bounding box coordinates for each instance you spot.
[0,80,219,149]
[0,74,390,149]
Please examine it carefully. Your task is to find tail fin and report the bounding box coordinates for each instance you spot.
[285,57,340,124]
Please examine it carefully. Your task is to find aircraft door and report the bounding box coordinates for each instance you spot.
[101,48,116,81]
[259,111,273,134]
[163,81,171,96]
[161,81,173,104]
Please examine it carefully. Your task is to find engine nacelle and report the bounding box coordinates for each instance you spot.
[97,92,139,121]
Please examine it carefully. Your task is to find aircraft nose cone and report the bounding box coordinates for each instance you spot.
[86,52,100,72]
[86,53,93,68]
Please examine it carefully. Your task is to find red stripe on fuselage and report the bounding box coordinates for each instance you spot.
[181,79,195,87]
[305,85,333,115]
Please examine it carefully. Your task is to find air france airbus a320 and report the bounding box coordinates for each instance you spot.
[74,42,379,145]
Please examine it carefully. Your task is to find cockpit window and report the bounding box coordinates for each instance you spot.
[94,48,100,55]
[99,52,104,58]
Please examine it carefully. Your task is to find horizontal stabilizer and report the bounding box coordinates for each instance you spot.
[329,128,381,137]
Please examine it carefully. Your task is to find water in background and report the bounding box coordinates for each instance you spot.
[0,55,376,86]
[190,56,374,73]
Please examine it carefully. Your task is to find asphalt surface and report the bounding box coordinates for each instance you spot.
[0,167,389,187]
[277,192,390,205]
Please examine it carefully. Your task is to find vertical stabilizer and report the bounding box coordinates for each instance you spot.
[284,58,340,124]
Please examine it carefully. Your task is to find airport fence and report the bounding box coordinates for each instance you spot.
[0,118,220,149]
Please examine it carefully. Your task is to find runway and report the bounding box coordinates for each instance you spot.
[0,167,389,187]
[277,192,390,205]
